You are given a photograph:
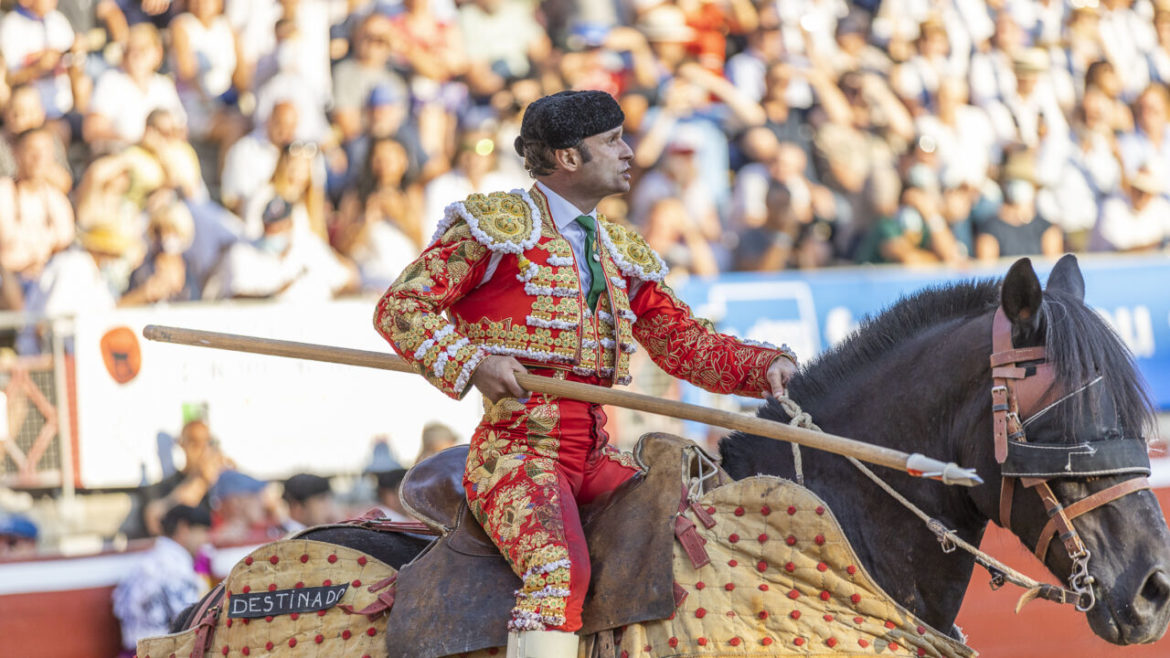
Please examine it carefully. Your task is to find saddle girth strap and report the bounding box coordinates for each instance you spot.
[1031,476,1152,560]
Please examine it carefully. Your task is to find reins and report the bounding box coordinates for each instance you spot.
[778,396,1085,614]
[778,306,1154,615]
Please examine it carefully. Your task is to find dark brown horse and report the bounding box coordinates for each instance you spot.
[174,255,1170,648]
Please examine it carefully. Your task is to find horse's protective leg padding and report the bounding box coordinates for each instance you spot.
[138,539,397,658]
[614,476,978,657]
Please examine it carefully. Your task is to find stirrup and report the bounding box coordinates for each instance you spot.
[506,629,579,658]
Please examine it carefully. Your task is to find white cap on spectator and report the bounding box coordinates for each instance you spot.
[637,5,696,43]
[1012,48,1050,74]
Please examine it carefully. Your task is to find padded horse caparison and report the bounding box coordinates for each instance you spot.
[384,434,705,658]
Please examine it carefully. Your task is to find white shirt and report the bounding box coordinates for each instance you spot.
[534,181,599,296]
[112,536,207,651]
[90,69,186,143]
[0,8,75,118]
[212,232,350,301]
[1094,195,1170,251]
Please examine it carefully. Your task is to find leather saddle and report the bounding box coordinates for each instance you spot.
[386,433,720,658]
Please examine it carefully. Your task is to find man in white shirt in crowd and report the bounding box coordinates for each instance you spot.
[1093,166,1170,251]
[207,196,355,300]
[112,504,210,654]
[84,22,185,148]
[0,0,77,120]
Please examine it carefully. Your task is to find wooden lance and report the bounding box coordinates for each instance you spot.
[142,325,983,487]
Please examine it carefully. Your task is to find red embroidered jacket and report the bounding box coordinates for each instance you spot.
[373,187,785,399]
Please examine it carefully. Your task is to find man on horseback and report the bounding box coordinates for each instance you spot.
[374,90,797,657]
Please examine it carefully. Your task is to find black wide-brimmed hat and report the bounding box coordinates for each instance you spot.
[514,90,625,156]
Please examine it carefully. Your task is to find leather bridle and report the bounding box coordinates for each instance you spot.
[990,308,1153,611]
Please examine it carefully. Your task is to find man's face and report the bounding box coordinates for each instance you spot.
[267,104,299,147]
[16,132,54,181]
[357,16,393,64]
[5,88,45,135]
[124,31,162,78]
[1137,92,1167,134]
[570,126,633,198]
[175,521,210,558]
[294,494,337,527]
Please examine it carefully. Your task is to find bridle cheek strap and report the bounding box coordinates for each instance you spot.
[1031,476,1151,561]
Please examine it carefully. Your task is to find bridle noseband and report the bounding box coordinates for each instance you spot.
[990,308,1153,611]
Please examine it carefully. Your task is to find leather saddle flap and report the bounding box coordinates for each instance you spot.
[399,444,470,535]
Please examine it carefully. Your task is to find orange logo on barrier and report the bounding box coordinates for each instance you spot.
[100,327,142,384]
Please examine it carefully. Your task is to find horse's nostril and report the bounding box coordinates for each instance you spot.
[1140,570,1170,607]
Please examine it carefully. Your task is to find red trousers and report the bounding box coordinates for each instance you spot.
[463,377,639,632]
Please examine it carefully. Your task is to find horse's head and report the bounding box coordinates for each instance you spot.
[968,254,1170,644]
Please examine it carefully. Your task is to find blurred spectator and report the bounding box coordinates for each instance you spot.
[915,76,997,188]
[0,83,71,191]
[638,3,698,80]
[243,142,326,239]
[121,197,194,305]
[859,163,961,265]
[0,513,38,558]
[140,419,231,538]
[170,0,246,161]
[373,468,410,523]
[1,0,81,121]
[1151,7,1170,86]
[423,129,524,238]
[986,47,1067,148]
[416,421,460,464]
[209,469,273,544]
[941,174,977,259]
[0,128,75,287]
[387,0,467,84]
[1092,166,1170,252]
[280,473,337,532]
[1118,83,1170,176]
[631,128,721,245]
[336,136,423,291]
[83,22,184,149]
[331,12,409,144]
[205,195,355,300]
[333,84,428,202]
[459,0,549,96]
[121,108,209,207]
[113,504,210,653]
[735,181,797,271]
[17,222,134,354]
[220,100,301,217]
[730,126,781,231]
[725,4,785,103]
[1083,60,1134,133]
[74,152,144,243]
[1099,0,1156,100]
[678,0,757,75]
[974,158,1063,261]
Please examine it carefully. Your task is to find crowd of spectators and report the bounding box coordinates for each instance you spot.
[1,0,1169,350]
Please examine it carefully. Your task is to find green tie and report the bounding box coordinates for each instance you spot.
[575,214,606,309]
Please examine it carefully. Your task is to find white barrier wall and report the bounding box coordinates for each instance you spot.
[72,298,483,488]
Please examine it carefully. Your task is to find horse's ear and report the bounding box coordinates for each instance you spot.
[1046,253,1085,301]
[1002,257,1043,344]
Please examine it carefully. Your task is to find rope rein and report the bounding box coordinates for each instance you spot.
[773,396,1082,611]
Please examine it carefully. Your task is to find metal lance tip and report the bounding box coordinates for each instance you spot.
[905,454,984,487]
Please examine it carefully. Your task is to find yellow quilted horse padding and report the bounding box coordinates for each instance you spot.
[614,475,976,657]
[137,539,396,657]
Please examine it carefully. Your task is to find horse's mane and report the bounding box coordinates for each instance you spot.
[781,278,1154,438]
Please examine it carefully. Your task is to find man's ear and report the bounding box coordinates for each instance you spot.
[555,147,580,172]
